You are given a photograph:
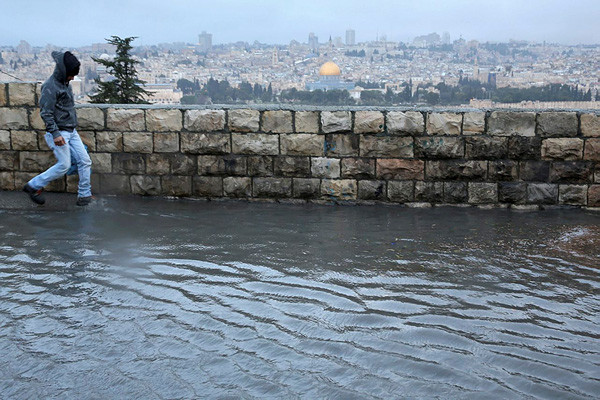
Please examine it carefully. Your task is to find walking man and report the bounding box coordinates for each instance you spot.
[23,51,93,206]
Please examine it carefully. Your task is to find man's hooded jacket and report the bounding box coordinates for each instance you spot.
[39,51,78,139]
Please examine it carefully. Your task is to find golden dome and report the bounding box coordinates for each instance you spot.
[319,61,341,76]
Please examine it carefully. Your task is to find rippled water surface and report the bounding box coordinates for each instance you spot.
[1,192,599,399]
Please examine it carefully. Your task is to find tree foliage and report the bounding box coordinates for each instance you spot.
[90,36,150,104]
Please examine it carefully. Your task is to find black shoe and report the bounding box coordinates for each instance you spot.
[23,184,45,205]
[76,196,94,206]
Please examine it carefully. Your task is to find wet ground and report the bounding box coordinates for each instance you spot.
[0,191,599,399]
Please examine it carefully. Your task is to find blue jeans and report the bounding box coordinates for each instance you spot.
[29,129,92,198]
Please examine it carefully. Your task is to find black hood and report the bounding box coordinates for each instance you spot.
[51,51,68,84]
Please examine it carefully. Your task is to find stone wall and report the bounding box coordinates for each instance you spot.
[2,82,600,208]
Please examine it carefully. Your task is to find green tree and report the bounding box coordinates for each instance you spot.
[90,36,150,104]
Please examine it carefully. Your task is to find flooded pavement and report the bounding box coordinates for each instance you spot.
[0,191,599,399]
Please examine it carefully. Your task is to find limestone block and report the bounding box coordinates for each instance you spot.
[519,161,550,182]
[280,134,323,156]
[184,110,226,132]
[181,132,230,154]
[170,154,197,175]
[248,156,273,176]
[549,162,593,183]
[130,175,162,196]
[387,181,414,203]
[0,171,14,190]
[415,137,464,159]
[107,109,145,131]
[35,84,42,106]
[444,182,468,203]
[232,133,278,155]
[537,112,578,137]
[508,137,541,160]
[0,108,29,129]
[584,138,600,161]
[311,157,341,178]
[581,114,600,137]
[468,183,497,204]
[360,136,413,158]
[30,109,46,130]
[488,160,518,181]
[0,84,6,106]
[123,132,153,153]
[376,159,424,180]
[527,183,558,204]
[161,176,192,196]
[262,111,292,133]
[354,111,384,133]
[465,137,508,159]
[99,174,130,194]
[426,112,462,135]
[498,182,527,204]
[415,181,444,203]
[321,179,357,200]
[488,112,535,136]
[462,112,485,135]
[295,111,319,133]
[0,130,10,150]
[96,131,123,152]
[426,160,487,180]
[253,177,292,198]
[293,178,320,199]
[0,151,19,171]
[89,153,112,173]
[588,185,600,207]
[223,176,251,197]
[153,132,179,153]
[77,108,105,130]
[112,153,145,174]
[341,158,375,179]
[77,131,96,151]
[358,180,386,200]
[198,155,246,176]
[14,172,37,189]
[325,134,359,156]
[386,111,424,135]
[228,109,259,132]
[193,176,223,197]
[146,154,171,175]
[19,151,54,172]
[321,111,351,133]
[8,83,36,106]
[146,109,182,132]
[274,156,310,177]
[11,130,38,150]
[541,138,583,160]
[559,185,587,205]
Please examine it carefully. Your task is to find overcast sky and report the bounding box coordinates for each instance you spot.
[2,0,599,47]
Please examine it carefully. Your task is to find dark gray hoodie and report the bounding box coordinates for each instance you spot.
[39,51,78,138]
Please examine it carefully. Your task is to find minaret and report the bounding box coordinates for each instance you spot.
[272,47,279,66]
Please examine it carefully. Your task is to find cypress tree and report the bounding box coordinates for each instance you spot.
[90,36,150,104]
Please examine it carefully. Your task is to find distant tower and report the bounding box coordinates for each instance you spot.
[272,47,279,65]
[198,31,212,53]
[346,29,355,46]
[308,32,319,52]
[328,35,334,52]
[442,32,451,45]
[474,57,480,81]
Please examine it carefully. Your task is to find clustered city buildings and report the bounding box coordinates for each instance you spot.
[1,31,598,107]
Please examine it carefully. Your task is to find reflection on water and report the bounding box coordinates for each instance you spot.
[0,194,599,399]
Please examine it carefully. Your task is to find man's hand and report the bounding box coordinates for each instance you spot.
[54,136,65,146]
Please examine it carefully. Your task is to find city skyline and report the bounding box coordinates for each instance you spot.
[1,0,599,48]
